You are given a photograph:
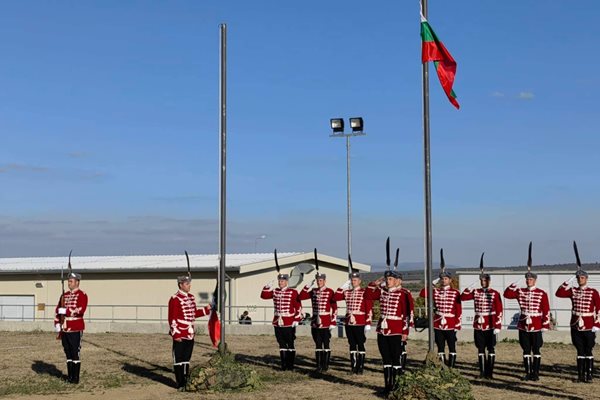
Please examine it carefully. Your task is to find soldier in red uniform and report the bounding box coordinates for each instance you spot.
[299,272,338,372]
[460,254,503,379]
[365,269,414,394]
[54,272,88,384]
[334,271,373,374]
[555,243,600,383]
[419,250,462,368]
[504,243,550,381]
[260,272,302,371]
[168,275,212,391]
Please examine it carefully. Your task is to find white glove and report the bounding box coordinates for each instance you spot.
[567,276,577,286]
[306,279,315,288]
[58,307,67,315]
[591,326,599,333]
[432,278,440,285]
[329,325,335,331]
[493,329,500,335]
[265,279,275,288]
[364,325,372,333]
[341,280,351,290]
[54,323,61,333]
[541,328,548,332]
[292,321,298,328]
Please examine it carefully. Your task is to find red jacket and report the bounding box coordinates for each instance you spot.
[556,282,600,331]
[333,287,373,326]
[299,286,338,328]
[54,289,88,332]
[260,286,302,327]
[365,283,414,336]
[504,285,550,332]
[420,286,462,330]
[168,290,210,341]
[460,287,503,331]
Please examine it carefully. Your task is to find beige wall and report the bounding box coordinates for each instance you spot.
[0,264,356,324]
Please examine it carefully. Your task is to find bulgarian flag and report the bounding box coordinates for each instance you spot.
[207,282,221,348]
[421,14,460,109]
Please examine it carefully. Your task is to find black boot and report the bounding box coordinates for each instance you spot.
[586,357,594,383]
[390,366,400,392]
[448,353,457,368]
[71,362,80,384]
[486,354,495,379]
[400,352,407,373]
[315,351,322,372]
[280,350,287,371]
[531,356,541,381]
[286,350,296,371]
[477,354,486,378]
[438,352,446,365]
[576,357,585,382]
[65,361,73,383]
[357,352,365,374]
[182,363,190,389]
[322,350,331,372]
[521,356,532,381]
[383,366,393,395]
[174,364,184,390]
[350,351,357,373]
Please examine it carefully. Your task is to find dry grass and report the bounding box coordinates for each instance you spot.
[0,331,596,399]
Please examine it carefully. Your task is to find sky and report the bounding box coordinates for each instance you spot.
[1,1,600,268]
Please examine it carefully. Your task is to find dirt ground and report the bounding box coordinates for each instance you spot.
[0,331,596,400]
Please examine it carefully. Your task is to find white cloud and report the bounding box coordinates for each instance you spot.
[518,91,535,100]
[491,91,504,97]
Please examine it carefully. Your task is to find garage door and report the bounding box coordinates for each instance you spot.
[0,295,35,321]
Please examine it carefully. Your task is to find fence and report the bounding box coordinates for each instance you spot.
[0,304,578,330]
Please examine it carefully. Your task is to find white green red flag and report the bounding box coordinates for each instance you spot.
[420,15,460,109]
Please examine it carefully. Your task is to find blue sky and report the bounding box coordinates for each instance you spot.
[1,1,599,268]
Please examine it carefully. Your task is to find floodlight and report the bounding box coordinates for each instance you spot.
[330,118,344,133]
[349,117,364,132]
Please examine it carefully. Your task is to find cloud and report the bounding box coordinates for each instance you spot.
[491,91,504,97]
[518,91,535,100]
[0,162,107,182]
[0,163,48,174]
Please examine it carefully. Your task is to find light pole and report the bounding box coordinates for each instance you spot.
[254,234,267,252]
[329,117,366,272]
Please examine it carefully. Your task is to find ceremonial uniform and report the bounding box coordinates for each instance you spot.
[168,288,211,390]
[365,280,414,391]
[261,282,302,370]
[556,277,600,382]
[299,282,337,371]
[461,286,503,378]
[420,285,462,367]
[504,282,550,380]
[54,282,88,384]
[334,283,373,373]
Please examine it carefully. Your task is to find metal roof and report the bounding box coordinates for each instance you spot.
[0,252,371,275]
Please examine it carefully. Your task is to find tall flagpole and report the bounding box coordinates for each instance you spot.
[218,22,227,353]
[421,0,435,354]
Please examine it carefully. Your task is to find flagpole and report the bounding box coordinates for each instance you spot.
[218,22,227,354]
[421,0,435,354]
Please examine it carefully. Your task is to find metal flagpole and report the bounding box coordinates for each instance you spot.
[421,0,435,354]
[218,22,227,353]
[346,135,352,275]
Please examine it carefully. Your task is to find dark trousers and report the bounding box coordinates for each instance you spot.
[519,330,543,355]
[172,339,194,364]
[346,325,366,352]
[274,326,296,350]
[377,334,403,366]
[435,329,457,354]
[61,331,82,361]
[572,328,596,357]
[311,328,331,349]
[474,329,496,354]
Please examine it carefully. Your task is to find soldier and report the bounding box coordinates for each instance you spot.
[460,253,503,379]
[419,249,462,367]
[334,268,373,374]
[54,271,88,384]
[503,242,550,381]
[168,275,212,391]
[365,270,414,394]
[555,242,600,383]
[260,270,302,371]
[299,271,338,373]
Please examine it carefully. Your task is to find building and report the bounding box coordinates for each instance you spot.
[457,269,600,331]
[0,252,370,324]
